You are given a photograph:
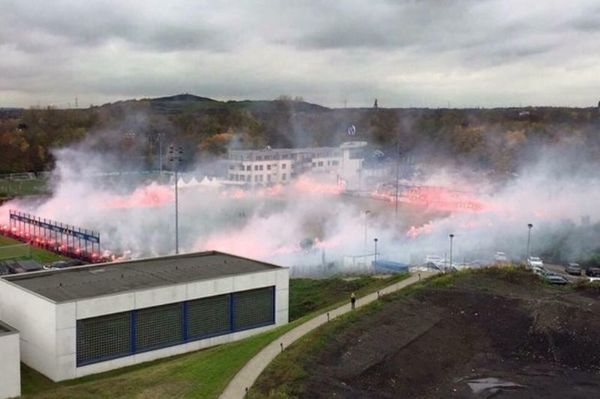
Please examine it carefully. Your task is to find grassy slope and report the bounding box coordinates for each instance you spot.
[21,274,408,399]
[0,235,65,263]
[248,267,563,398]
[0,178,49,197]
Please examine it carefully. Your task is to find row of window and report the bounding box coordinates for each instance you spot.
[312,160,339,168]
[229,164,289,171]
[228,174,287,182]
[76,287,275,366]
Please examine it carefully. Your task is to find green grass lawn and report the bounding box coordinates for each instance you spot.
[0,234,66,263]
[0,178,49,198]
[20,273,409,399]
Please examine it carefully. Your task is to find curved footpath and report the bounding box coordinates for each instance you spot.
[219,271,437,399]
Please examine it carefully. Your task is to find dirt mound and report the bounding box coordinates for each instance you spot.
[258,270,600,398]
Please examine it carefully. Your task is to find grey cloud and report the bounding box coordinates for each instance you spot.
[2,0,600,108]
[0,0,230,53]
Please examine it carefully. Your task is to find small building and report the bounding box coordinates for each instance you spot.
[0,320,20,399]
[0,251,289,381]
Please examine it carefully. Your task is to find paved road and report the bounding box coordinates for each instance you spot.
[219,272,436,399]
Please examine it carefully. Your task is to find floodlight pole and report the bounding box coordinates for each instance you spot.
[395,129,400,220]
[175,167,179,254]
[169,145,183,255]
[526,223,533,259]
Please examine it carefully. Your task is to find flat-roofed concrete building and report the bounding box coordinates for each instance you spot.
[0,251,288,381]
[0,320,20,399]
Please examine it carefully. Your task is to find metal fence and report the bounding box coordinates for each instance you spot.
[76,286,275,366]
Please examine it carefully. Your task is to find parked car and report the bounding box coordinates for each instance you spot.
[545,272,569,285]
[494,251,509,262]
[589,277,600,283]
[565,262,582,276]
[532,266,546,277]
[586,267,600,277]
[527,256,544,269]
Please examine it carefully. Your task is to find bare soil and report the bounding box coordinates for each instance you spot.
[254,269,600,398]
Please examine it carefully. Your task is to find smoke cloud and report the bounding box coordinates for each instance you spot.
[1,130,599,274]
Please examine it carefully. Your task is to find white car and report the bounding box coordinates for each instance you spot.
[527,256,544,268]
[494,251,509,262]
[589,277,600,283]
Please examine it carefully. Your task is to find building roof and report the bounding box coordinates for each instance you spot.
[2,251,283,303]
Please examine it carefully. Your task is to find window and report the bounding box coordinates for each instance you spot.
[318,161,323,167]
[282,173,286,180]
[254,165,259,171]
[267,165,271,171]
[135,303,183,352]
[246,165,251,171]
[257,156,262,161]
[259,165,263,171]
[312,162,316,167]
[187,295,230,339]
[233,287,275,330]
[282,164,286,169]
[76,311,131,366]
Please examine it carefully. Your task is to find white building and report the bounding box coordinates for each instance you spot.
[226,142,367,190]
[0,321,20,399]
[0,251,289,382]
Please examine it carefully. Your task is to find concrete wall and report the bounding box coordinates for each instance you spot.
[0,279,57,381]
[0,327,21,399]
[59,267,289,380]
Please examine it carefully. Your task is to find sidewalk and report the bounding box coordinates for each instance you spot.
[219,271,435,399]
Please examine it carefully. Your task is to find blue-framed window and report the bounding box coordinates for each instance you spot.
[76,286,275,367]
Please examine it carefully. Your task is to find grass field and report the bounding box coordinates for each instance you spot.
[0,235,65,263]
[0,178,49,198]
[20,274,408,399]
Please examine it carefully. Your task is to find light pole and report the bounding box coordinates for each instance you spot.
[395,129,400,220]
[168,145,183,255]
[526,223,533,260]
[374,238,378,263]
[156,132,165,177]
[449,234,454,270]
[363,210,371,252]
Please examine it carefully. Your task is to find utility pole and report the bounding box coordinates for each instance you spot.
[168,145,183,255]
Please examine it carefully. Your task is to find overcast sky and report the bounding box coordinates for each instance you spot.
[1,0,600,108]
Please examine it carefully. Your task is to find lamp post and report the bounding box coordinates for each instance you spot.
[156,132,165,177]
[449,234,454,270]
[168,145,183,255]
[526,223,533,260]
[374,238,378,263]
[363,210,371,252]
